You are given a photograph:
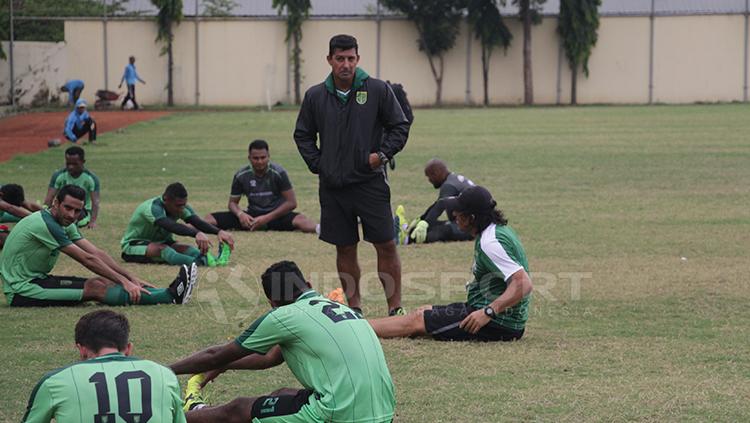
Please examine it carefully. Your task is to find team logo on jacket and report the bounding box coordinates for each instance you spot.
[356,91,367,105]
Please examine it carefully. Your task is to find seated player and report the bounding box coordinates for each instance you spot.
[22,310,186,422]
[44,146,100,228]
[205,139,318,233]
[0,185,196,307]
[169,260,396,423]
[371,186,533,342]
[63,99,96,144]
[1,183,42,249]
[121,182,234,266]
[395,158,475,244]
[1,183,42,224]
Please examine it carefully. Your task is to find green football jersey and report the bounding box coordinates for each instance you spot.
[0,210,82,303]
[49,168,100,212]
[23,352,186,423]
[121,197,196,248]
[236,291,396,423]
[466,223,531,330]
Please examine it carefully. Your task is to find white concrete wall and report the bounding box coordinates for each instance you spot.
[0,41,67,106]
[2,14,748,106]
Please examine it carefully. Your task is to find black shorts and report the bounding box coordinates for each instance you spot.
[210,211,299,231]
[251,389,316,420]
[319,174,394,246]
[9,275,87,307]
[423,302,525,342]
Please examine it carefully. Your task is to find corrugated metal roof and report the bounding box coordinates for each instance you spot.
[119,0,749,17]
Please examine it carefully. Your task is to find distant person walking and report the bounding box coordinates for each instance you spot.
[119,56,146,110]
[60,79,84,105]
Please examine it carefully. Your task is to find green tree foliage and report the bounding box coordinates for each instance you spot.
[512,0,545,105]
[273,0,311,105]
[151,0,183,106]
[0,0,127,60]
[467,0,512,106]
[202,0,237,17]
[382,0,465,105]
[558,0,601,104]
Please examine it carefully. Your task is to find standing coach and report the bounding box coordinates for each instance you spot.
[294,34,411,317]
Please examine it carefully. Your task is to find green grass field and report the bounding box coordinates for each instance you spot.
[1,104,749,421]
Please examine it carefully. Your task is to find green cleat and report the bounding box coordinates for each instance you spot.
[183,374,207,412]
[388,307,406,316]
[217,242,231,266]
[205,253,218,267]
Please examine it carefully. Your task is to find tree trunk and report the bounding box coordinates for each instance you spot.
[522,0,533,105]
[425,52,443,106]
[570,63,578,105]
[482,46,490,106]
[167,34,174,106]
[293,29,302,105]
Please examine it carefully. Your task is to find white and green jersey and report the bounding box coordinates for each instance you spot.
[235,290,395,423]
[23,352,185,423]
[467,223,531,330]
[0,210,82,302]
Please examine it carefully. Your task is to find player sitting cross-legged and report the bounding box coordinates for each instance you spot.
[169,260,396,423]
[22,310,186,422]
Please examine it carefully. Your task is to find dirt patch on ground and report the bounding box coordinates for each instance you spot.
[0,111,170,162]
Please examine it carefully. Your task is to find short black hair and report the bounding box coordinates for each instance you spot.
[261,261,308,306]
[75,309,130,352]
[164,182,188,199]
[248,139,269,152]
[65,145,85,160]
[56,184,86,203]
[328,34,358,56]
[0,184,25,206]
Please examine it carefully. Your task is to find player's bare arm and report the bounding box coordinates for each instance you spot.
[60,243,149,303]
[170,341,250,375]
[459,269,533,334]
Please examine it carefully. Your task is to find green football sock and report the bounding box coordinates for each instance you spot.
[160,246,200,265]
[103,286,174,306]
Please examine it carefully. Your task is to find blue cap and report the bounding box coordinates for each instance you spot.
[75,99,87,108]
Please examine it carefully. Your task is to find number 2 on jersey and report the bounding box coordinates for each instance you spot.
[309,299,361,323]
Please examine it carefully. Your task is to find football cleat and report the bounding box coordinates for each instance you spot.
[217,242,231,266]
[183,374,207,412]
[169,263,198,305]
[388,307,406,317]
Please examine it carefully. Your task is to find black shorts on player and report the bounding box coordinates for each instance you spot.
[319,175,394,246]
[424,302,525,342]
[9,275,87,307]
[210,210,299,231]
[251,389,317,420]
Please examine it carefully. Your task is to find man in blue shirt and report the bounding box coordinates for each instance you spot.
[119,56,146,110]
[63,99,96,145]
[60,79,84,105]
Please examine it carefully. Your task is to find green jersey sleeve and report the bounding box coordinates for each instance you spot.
[164,367,187,423]
[48,170,64,189]
[181,205,196,221]
[88,170,101,192]
[148,198,167,223]
[65,223,83,242]
[235,310,288,354]
[39,211,73,249]
[22,377,55,423]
